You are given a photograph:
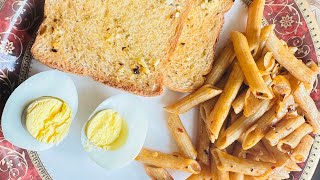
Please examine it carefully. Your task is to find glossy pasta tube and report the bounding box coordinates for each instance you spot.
[232,89,246,114]
[293,83,320,133]
[255,24,276,58]
[211,149,275,178]
[265,116,305,146]
[272,75,291,98]
[246,141,276,163]
[266,32,314,83]
[135,148,201,174]
[196,113,210,165]
[262,139,294,170]
[242,96,294,150]
[277,123,313,153]
[290,135,314,163]
[205,42,235,85]
[187,164,211,180]
[231,31,273,99]
[164,84,222,114]
[167,114,197,159]
[216,99,274,149]
[229,142,246,180]
[144,165,173,180]
[246,0,266,54]
[207,62,244,142]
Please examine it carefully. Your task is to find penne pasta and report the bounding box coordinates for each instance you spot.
[144,165,174,180]
[277,123,313,153]
[256,52,275,75]
[187,164,211,180]
[207,62,244,142]
[265,116,305,146]
[293,83,320,133]
[255,24,276,59]
[164,84,222,114]
[272,75,291,98]
[246,0,266,54]
[242,104,281,150]
[211,148,275,178]
[231,31,273,99]
[268,167,290,180]
[276,94,295,119]
[216,99,274,149]
[206,42,236,85]
[262,138,288,167]
[167,114,197,159]
[246,141,276,163]
[232,89,246,114]
[229,142,246,180]
[266,32,315,83]
[290,135,314,163]
[196,113,210,165]
[211,154,230,180]
[135,148,201,174]
[244,89,264,117]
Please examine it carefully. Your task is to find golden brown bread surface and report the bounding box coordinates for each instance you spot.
[32,0,233,96]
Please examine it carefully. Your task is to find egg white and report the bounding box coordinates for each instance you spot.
[1,70,78,151]
[81,94,148,170]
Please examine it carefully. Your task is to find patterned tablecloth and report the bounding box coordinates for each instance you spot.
[0,0,320,179]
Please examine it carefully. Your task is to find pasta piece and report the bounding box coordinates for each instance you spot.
[277,123,313,153]
[211,149,275,178]
[246,0,266,54]
[272,75,291,98]
[200,72,229,121]
[207,62,244,142]
[230,110,242,124]
[290,135,314,163]
[187,164,211,180]
[164,84,222,114]
[167,114,197,159]
[246,141,276,163]
[262,138,288,168]
[276,95,295,119]
[265,116,305,146]
[232,90,246,114]
[244,89,264,117]
[256,52,275,75]
[144,165,173,180]
[196,113,210,165]
[206,42,235,85]
[211,154,230,180]
[216,99,274,149]
[255,24,276,59]
[229,142,246,180]
[268,167,290,180]
[293,83,320,133]
[231,31,273,99]
[242,106,278,150]
[135,148,201,174]
[266,32,314,83]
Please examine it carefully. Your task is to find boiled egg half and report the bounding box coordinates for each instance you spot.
[81,94,148,170]
[2,70,78,151]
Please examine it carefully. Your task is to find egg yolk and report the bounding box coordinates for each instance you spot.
[85,109,128,150]
[25,97,72,144]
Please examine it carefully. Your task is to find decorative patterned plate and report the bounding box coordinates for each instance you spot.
[0,0,319,179]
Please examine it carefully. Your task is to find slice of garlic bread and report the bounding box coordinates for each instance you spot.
[162,0,233,92]
[32,0,191,96]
